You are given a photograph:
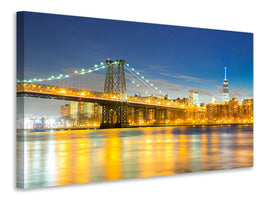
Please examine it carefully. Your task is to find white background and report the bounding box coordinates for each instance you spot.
[1,0,267,199]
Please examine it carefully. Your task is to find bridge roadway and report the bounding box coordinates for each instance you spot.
[16,83,205,112]
[17,83,206,128]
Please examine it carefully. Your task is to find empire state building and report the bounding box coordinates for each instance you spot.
[222,67,230,102]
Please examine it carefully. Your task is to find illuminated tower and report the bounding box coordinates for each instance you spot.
[222,67,230,103]
[101,59,129,128]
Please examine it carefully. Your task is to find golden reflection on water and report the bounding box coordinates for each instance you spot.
[73,137,90,184]
[56,135,73,185]
[17,126,253,188]
[106,132,121,181]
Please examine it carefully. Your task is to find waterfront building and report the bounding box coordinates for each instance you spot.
[173,97,188,105]
[70,101,79,121]
[242,99,253,120]
[189,90,194,106]
[92,103,102,125]
[80,102,94,118]
[193,91,200,107]
[200,102,205,107]
[206,98,253,123]
[156,94,164,100]
[188,90,200,107]
[61,104,70,117]
[69,101,102,126]
[222,67,230,103]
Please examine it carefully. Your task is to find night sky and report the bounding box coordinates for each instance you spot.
[18,11,253,116]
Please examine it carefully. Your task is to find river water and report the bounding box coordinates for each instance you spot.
[16,125,253,189]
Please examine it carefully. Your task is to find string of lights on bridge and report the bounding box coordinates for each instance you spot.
[17,62,107,83]
[124,63,163,95]
[17,60,164,96]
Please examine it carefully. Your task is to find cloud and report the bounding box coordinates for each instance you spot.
[159,72,215,84]
[153,79,182,91]
[230,89,253,99]
[168,87,183,92]
[125,77,182,96]
[215,85,223,93]
[214,85,253,102]
[191,88,213,97]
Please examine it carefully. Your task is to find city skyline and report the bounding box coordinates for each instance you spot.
[19,12,253,107]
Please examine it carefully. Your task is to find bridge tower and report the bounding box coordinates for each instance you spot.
[100,59,129,128]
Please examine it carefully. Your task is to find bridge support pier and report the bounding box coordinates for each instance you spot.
[133,107,139,125]
[115,103,129,128]
[100,59,129,129]
[154,108,159,125]
[100,102,129,129]
[143,108,149,124]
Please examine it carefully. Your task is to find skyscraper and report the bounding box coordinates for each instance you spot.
[69,101,102,126]
[70,101,79,120]
[189,90,194,106]
[61,104,70,117]
[193,92,200,107]
[222,67,230,103]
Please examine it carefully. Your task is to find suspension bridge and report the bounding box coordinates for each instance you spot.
[17,59,205,128]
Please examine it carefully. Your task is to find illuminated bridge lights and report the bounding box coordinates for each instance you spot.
[17,83,203,111]
[17,61,106,83]
[125,62,164,96]
[18,60,163,98]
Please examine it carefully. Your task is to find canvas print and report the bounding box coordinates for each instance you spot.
[16,11,253,189]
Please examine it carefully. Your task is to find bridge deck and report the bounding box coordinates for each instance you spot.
[17,83,206,112]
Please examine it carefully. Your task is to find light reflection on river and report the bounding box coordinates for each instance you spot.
[16,126,253,189]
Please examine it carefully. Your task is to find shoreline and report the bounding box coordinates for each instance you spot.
[17,123,253,133]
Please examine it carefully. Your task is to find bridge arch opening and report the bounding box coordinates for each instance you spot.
[109,109,117,124]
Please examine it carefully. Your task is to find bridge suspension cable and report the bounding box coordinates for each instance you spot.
[17,62,107,83]
[17,60,164,97]
[125,72,151,95]
[125,71,158,95]
[124,63,163,95]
